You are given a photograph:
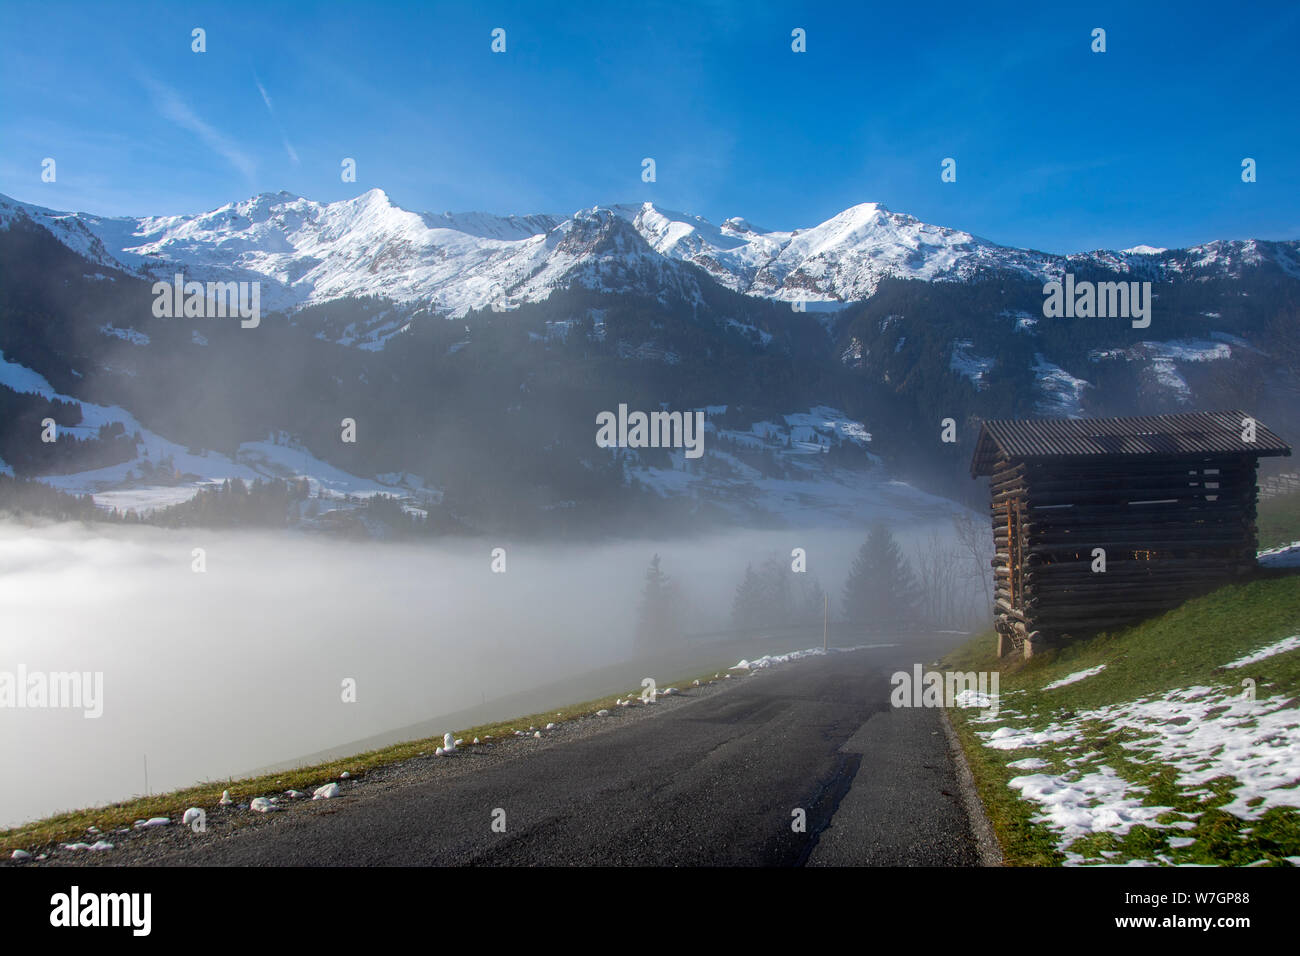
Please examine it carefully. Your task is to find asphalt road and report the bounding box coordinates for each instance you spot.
[142,636,987,866]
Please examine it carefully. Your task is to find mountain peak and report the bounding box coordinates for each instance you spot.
[348,187,392,207]
[722,216,766,235]
[833,201,895,224]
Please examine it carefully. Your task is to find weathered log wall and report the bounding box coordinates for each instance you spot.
[989,453,1259,656]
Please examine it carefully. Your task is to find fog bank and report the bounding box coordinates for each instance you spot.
[0,518,983,827]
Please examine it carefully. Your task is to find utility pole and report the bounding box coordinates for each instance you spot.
[823,592,828,651]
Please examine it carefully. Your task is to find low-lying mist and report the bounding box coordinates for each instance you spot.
[0,516,987,828]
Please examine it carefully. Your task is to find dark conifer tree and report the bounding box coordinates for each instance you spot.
[842,522,920,631]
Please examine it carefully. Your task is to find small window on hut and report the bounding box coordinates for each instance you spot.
[1202,466,1220,501]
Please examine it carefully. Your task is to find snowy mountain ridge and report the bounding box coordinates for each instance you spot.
[4,189,1298,320]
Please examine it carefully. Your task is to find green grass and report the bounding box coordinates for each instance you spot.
[0,659,741,854]
[944,572,1300,867]
[1258,490,1300,550]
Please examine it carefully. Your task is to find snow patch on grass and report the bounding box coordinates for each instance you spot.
[976,682,1300,860]
[1009,765,1169,845]
[1223,634,1300,670]
[1007,757,1049,771]
[1043,664,1108,690]
[984,724,1078,751]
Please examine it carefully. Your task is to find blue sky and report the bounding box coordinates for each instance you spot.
[1,0,1296,254]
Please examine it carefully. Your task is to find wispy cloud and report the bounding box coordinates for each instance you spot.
[138,73,256,180]
[254,73,300,167]
[254,78,274,112]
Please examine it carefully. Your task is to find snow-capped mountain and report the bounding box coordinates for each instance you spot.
[0,190,716,314]
[5,190,1297,318]
[2,184,1298,537]
[610,200,1058,301]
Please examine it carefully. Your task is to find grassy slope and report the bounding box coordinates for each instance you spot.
[1258,489,1300,550]
[944,572,1300,866]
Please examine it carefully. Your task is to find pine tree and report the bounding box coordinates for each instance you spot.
[842,522,920,631]
[731,563,765,629]
[636,554,682,645]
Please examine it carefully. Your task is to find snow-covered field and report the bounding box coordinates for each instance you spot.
[1088,337,1238,404]
[0,349,419,513]
[950,339,995,391]
[1032,354,1090,417]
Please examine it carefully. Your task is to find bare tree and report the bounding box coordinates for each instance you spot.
[952,510,993,619]
[914,528,979,630]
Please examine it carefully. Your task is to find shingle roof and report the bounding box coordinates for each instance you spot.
[970,411,1291,477]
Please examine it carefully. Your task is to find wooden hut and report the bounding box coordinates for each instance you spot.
[970,411,1291,658]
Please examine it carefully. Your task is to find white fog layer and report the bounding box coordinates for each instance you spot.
[0,519,983,827]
